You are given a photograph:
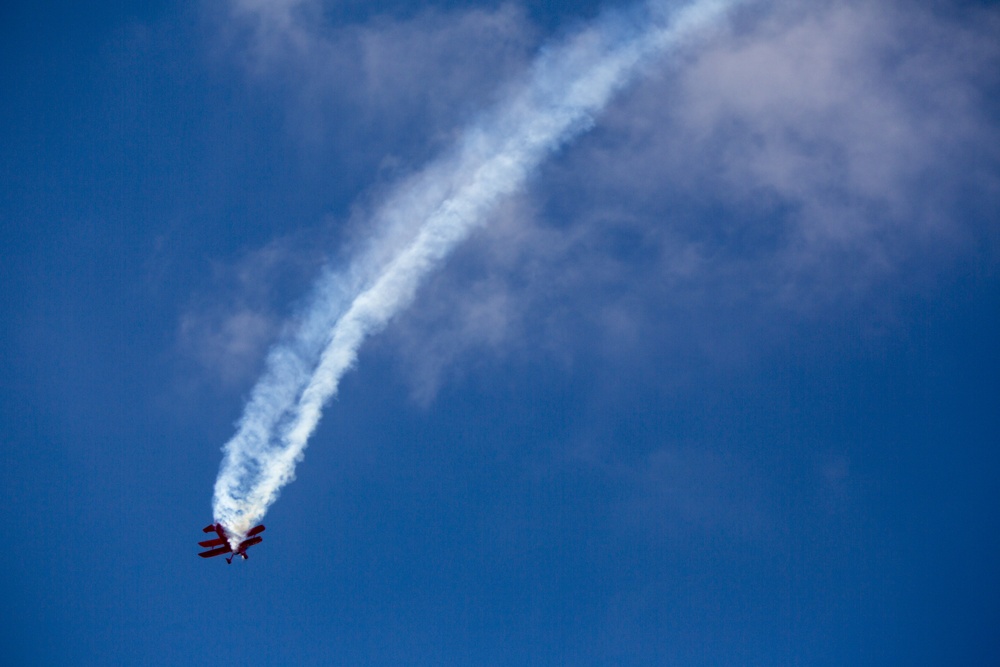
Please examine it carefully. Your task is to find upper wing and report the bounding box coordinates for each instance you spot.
[246,525,266,538]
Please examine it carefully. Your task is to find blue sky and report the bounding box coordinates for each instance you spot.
[2,0,998,664]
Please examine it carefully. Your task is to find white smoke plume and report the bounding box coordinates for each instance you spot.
[212,0,746,539]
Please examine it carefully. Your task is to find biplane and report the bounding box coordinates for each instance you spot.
[198,523,265,563]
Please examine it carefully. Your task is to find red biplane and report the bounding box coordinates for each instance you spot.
[198,523,265,563]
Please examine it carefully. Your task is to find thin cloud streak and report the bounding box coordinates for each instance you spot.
[212,0,747,537]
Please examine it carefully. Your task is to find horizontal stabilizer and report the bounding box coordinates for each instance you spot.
[198,546,230,558]
[198,538,226,548]
[238,536,263,549]
[246,525,266,537]
[203,524,216,533]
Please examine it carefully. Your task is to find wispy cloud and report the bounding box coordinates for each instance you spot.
[177,230,333,387]
[212,1,538,159]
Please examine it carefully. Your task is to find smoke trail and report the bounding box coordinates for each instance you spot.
[212,0,744,539]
